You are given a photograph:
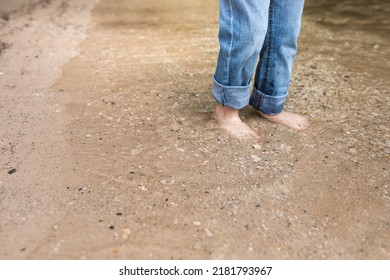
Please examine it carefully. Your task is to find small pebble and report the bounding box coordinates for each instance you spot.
[193,221,201,226]
[122,228,131,235]
[252,144,261,150]
[8,168,17,174]
[121,233,129,240]
[349,148,357,154]
[251,155,261,163]
[204,228,213,237]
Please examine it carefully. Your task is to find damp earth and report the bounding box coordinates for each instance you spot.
[0,0,389,259]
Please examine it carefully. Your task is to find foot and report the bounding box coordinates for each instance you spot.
[213,103,260,140]
[258,111,309,131]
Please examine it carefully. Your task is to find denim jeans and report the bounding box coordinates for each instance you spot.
[212,0,305,115]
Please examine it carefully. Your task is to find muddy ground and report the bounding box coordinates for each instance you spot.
[0,0,389,259]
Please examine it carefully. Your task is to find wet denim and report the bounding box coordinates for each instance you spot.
[212,0,305,114]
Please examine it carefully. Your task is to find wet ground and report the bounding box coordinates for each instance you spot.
[0,0,389,259]
[304,0,390,79]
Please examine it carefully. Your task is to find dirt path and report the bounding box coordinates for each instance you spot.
[0,0,389,259]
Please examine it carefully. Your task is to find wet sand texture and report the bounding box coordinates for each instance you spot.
[0,0,389,259]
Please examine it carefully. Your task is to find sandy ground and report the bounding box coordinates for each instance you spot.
[0,0,389,259]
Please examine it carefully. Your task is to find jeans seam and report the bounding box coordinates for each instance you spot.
[253,89,262,109]
[227,0,234,85]
[260,0,274,93]
[257,92,263,108]
[222,87,226,105]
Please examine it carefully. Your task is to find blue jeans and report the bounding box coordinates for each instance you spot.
[212,0,305,115]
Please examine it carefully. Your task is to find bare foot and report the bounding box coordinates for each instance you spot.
[258,111,309,131]
[213,103,260,140]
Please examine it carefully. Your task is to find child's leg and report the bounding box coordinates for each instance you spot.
[212,0,271,139]
[213,0,270,108]
[250,0,309,130]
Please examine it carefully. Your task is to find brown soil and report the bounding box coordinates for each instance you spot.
[0,0,389,259]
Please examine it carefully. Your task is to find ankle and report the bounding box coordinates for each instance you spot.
[214,103,240,121]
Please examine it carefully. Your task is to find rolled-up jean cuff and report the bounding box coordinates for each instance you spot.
[249,88,288,115]
[212,77,251,109]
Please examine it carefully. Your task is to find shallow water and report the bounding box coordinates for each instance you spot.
[303,0,390,80]
[1,0,389,260]
[305,0,390,38]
